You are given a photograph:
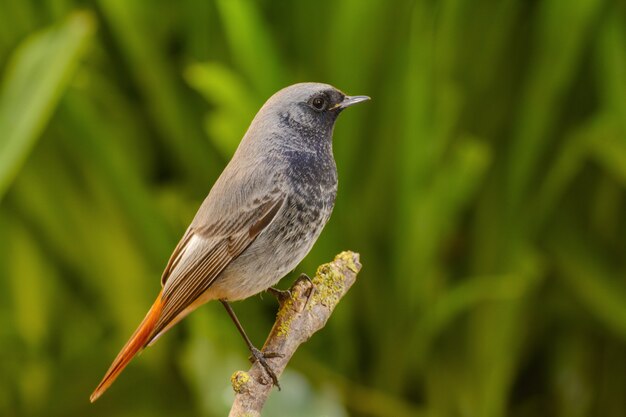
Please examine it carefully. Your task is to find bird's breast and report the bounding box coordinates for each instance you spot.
[207,150,337,301]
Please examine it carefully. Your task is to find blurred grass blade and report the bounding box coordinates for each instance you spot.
[7,219,53,350]
[185,62,258,158]
[551,228,626,340]
[98,0,221,182]
[597,11,626,131]
[214,0,284,96]
[590,123,626,186]
[59,90,174,263]
[4,214,57,413]
[408,138,490,301]
[409,268,540,371]
[507,0,602,207]
[531,117,600,231]
[466,248,545,417]
[0,11,94,201]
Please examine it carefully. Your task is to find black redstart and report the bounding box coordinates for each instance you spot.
[90,82,369,402]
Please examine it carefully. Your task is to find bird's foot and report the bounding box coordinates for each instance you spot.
[248,347,283,389]
[296,273,316,310]
[266,287,292,306]
[296,273,313,286]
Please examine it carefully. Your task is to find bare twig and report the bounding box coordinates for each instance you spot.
[228,251,362,417]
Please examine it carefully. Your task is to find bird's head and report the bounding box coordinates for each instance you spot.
[259,82,370,139]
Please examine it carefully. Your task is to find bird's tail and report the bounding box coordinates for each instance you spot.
[90,290,164,402]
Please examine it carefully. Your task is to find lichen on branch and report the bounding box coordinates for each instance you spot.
[228,251,362,417]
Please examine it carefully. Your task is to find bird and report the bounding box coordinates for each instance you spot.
[90,82,369,402]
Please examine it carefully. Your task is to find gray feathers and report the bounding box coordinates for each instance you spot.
[153,82,364,338]
[90,83,368,401]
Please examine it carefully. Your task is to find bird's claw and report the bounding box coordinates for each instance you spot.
[297,273,313,286]
[248,347,283,389]
[266,287,292,306]
[297,273,316,310]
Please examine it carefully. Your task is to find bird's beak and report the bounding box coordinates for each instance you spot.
[334,95,371,110]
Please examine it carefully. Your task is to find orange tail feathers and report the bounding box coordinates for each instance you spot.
[90,290,164,403]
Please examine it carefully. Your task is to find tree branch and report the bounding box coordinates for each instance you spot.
[228,251,362,417]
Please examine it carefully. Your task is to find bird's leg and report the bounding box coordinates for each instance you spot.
[219,300,283,389]
[266,287,291,306]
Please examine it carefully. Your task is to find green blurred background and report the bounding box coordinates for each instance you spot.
[1,0,625,416]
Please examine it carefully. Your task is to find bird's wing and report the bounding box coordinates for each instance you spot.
[150,193,284,341]
[90,189,284,402]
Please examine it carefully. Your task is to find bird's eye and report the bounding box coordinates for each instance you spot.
[310,95,328,111]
